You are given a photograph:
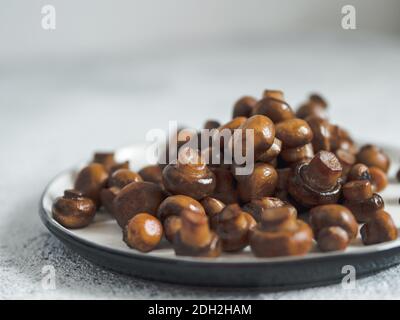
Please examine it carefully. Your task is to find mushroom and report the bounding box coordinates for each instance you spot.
[249,205,313,257]
[157,195,206,223]
[211,204,256,252]
[162,148,216,200]
[237,163,278,203]
[288,151,342,208]
[173,210,222,257]
[360,210,398,245]
[242,196,287,222]
[305,116,331,153]
[232,96,257,118]
[113,181,166,228]
[275,118,314,149]
[100,168,143,214]
[123,213,163,252]
[138,165,163,186]
[252,97,295,123]
[356,144,390,173]
[210,167,239,204]
[74,163,109,207]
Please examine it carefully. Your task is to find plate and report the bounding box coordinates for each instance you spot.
[39,143,400,288]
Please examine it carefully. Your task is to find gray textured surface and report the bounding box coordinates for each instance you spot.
[1,34,400,299]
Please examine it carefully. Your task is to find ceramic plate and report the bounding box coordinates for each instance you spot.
[39,143,400,288]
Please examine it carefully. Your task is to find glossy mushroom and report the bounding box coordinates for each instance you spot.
[173,209,222,257]
[100,168,143,214]
[360,210,398,245]
[212,204,256,252]
[162,148,216,200]
[157,195,206,223]
[138,165,163,186]
[343,180,384,223]
[123,213,163,252]
[52,189,96,229]
[356,144,390,173]
[74,163,109,207]
[113,181,166,228]
[288,151,342,208]
[249,206,313,257]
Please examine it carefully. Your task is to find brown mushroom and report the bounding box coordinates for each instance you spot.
[288,151,342,208]
[100,168,143,214]
[74,163,109,207]
[113,181,166,228]
[163,215,182,243]
[212,204,255,252]
[230,115,276,161]
[280,143,314,164]
[52,190,96,229]
[232,96,257,118]
[347,163,371,182]
[369,166,388,192]
[242,196,287,222]
[123,213,163,252]
[360,210,398,245]
[257,138,282,163]
[237,163,278,203]
[342,180,384,223]
[296,102,327,120]
[330,125,357,154]
[200,197,225,229]
[173,209,222,257]
[275,119,313,149]
[305,116,331,153]
[249,206,313,257]
[335,148,356,180]
[357,144,390,173]
[309,204,358,240]
[262,89,285,100]
[157,195,205,223]
[210,167,238,204]
[317,226,350,252]
[252,97,295,123]
[162,148,216,200]
[92,152,129,173]
[138,165,163,185]
[204,120,221,130]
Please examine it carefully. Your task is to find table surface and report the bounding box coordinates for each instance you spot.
[1,34,400,299]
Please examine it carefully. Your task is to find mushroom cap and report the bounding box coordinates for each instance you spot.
[249,220,313,257]
[309,204,358,239]
[113,181,166,228]
[157,195,206,222]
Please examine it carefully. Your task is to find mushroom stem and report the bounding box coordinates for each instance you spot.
[180,210,212,248]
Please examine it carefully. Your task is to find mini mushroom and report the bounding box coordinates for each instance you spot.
[138,165,163,186]
[242,196,288,222]
[92,152,129,173]
[360,210,398,245]
[347,163,371,182]
[157,195,206,223]
[369,166,388,192]
[74,163,109,207]
[52,189,96,229]
[262,89,285,100]
[232,96,257,118]
[173,209,222,257]
[162,148,216,200]
[229,115,276,161]
[309,204,358,241]
[257,138,282,163]
[317,227,350,252]
[249,205,313,257]
[123,213,163,252]
[237,163,278,203]
[356,144,390,173]
[210,167,238,204]
[212,204,256,252]
[287,151,342,208]
[275,118,314,149]
[305,116,331,153]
